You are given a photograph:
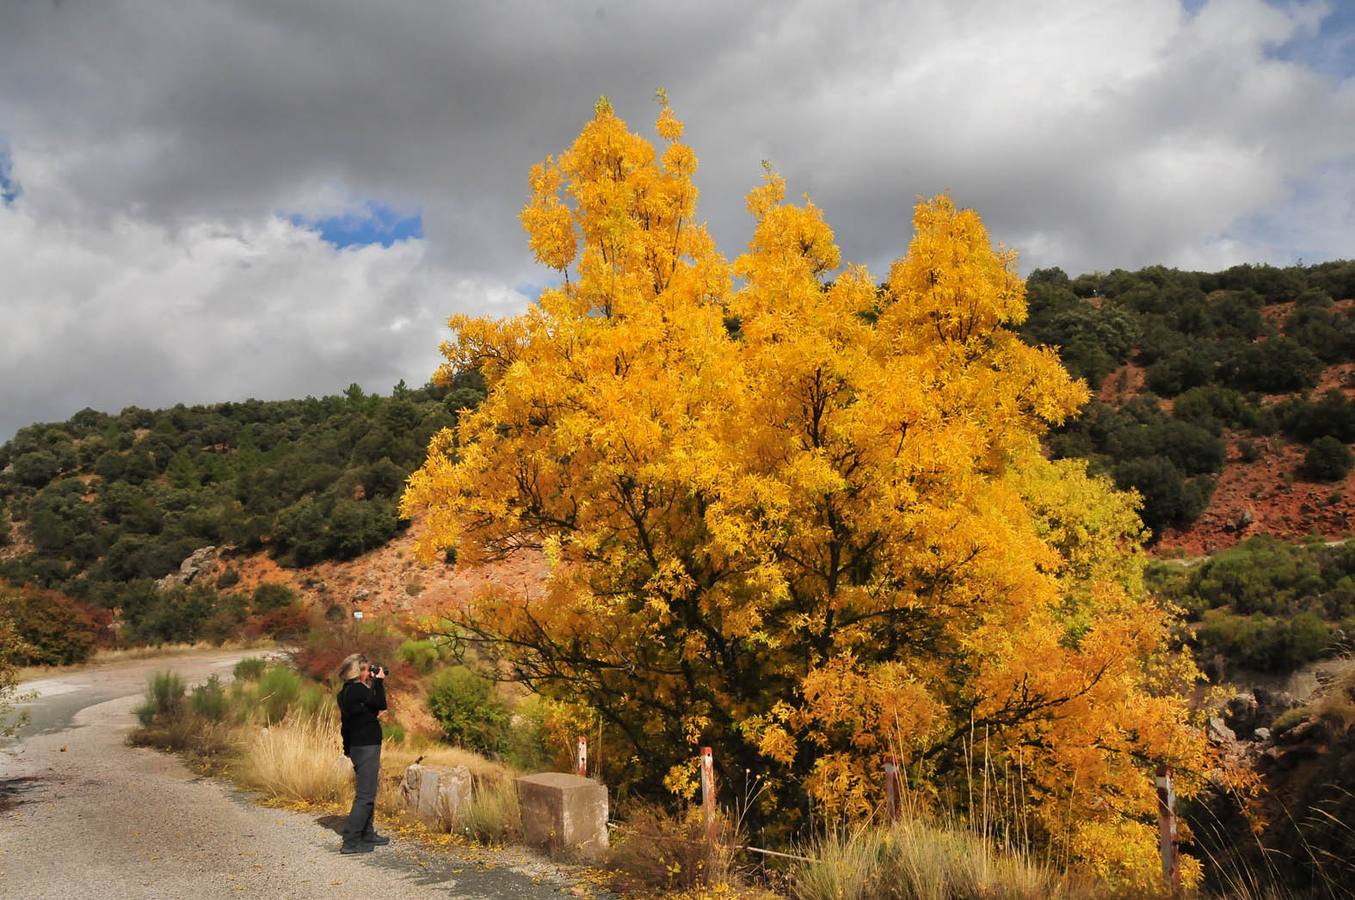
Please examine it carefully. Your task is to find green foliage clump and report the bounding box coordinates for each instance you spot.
[1111,457,1212,536]
[1300,436,1353,483]
[1171,385,1259,434]
[251,582,296,612]
[136,670,186,726]
[258,664,304,724]
[426,666,509,755]
[1149,536,1355,675]
[1021,274,1137,388]
[1195,609,1331,673]
[189,675,230,722]
[1275,391,1355,443]
[1219,337,1324,393]
[1050,398,1222,537]
[123,583,221,645]
[397,638,444,675]
[233,656,267,681]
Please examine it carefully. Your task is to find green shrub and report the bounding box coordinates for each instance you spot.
[1190,536,1322,615]
[258,664,303,724]
[189,675,229,722]
[251,582,297,612]
[1195,609,1332,673]
[1172,385,1259,433]
[1111,457,1212,535]
[505,693,551,771]
[233,656,267,681]
[138,670,186,724]
[1301,437,1353,483]
[426,666,509,755]
[125,584,218,645]
[1221,337,1323,393]
[397,638,442,675]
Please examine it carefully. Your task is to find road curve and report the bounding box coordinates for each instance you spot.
[0,652,597,899]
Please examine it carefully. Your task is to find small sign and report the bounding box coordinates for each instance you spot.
[353,610,364,620]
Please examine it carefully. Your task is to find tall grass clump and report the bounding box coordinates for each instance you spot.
[790,818,1071,900]
[237,705,349,806]
[188,674,229,722]
[135,669,185,726]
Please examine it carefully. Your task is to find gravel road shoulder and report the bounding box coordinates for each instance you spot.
[0,654,607,899]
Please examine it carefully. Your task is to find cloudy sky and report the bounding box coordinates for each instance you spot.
[1,0,1352,441]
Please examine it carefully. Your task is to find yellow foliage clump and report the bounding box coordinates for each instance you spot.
[401,97,1210,886]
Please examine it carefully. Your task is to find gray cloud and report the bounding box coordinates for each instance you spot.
[0,0,1352,439]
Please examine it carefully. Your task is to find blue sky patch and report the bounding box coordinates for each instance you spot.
[1267,1,1355,80]
[0,145,20,206]
[290,201,423,249]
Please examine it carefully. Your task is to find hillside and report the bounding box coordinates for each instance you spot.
[1024,259,1355,551]
[2,259,1354,676]
[0,375,486,645]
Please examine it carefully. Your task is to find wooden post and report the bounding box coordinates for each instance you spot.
[700,746,717,847]
[576,735,588,778]
[1156,764,1180,895]
[884,755,902,822]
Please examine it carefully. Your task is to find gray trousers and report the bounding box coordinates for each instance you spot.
[342,743,381,842]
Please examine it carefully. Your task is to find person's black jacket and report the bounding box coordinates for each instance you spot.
[338,678,387,756]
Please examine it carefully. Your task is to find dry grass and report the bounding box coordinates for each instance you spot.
[234,705,351,805]
[1310,659,1355,729]
[790,818,1079,900]
[230,708,524,843]
[376,741,521,841]
[607,801,748,894]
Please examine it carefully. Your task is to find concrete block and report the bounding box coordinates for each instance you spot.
[401,763,472,828]
[515,772,608,858]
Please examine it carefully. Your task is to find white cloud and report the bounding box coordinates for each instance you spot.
[0,202,523,438]
[0,0,1351,437]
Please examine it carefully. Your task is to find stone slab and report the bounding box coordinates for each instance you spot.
[515,772,608,858]
[400,763,472,828]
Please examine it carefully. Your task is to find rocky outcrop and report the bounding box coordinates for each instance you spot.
[154,545,228,591]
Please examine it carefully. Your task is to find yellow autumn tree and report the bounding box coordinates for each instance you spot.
[402,98,1208,887]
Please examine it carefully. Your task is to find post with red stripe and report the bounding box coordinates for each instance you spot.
[700,746,717,849]
[1156,764,1180,895]
[884,755,902,823]
[576,735,588,778]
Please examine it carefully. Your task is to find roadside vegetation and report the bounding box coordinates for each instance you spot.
[126,619,572,846]
[1147,535,1355,678]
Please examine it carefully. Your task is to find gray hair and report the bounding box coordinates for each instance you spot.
[337,653,367,682]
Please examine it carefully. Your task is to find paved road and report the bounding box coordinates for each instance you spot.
[0,652,599,899]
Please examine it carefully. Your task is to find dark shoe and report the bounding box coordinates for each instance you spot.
[361,832,390,846]
[340,841,374,854]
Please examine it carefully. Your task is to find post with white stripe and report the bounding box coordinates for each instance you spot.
[576,735,588,778]
[1156,764,1180,895]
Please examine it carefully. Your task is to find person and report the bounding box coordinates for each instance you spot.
[336,653,388,853]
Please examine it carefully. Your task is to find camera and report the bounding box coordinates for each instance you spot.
[368,662,384,676]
